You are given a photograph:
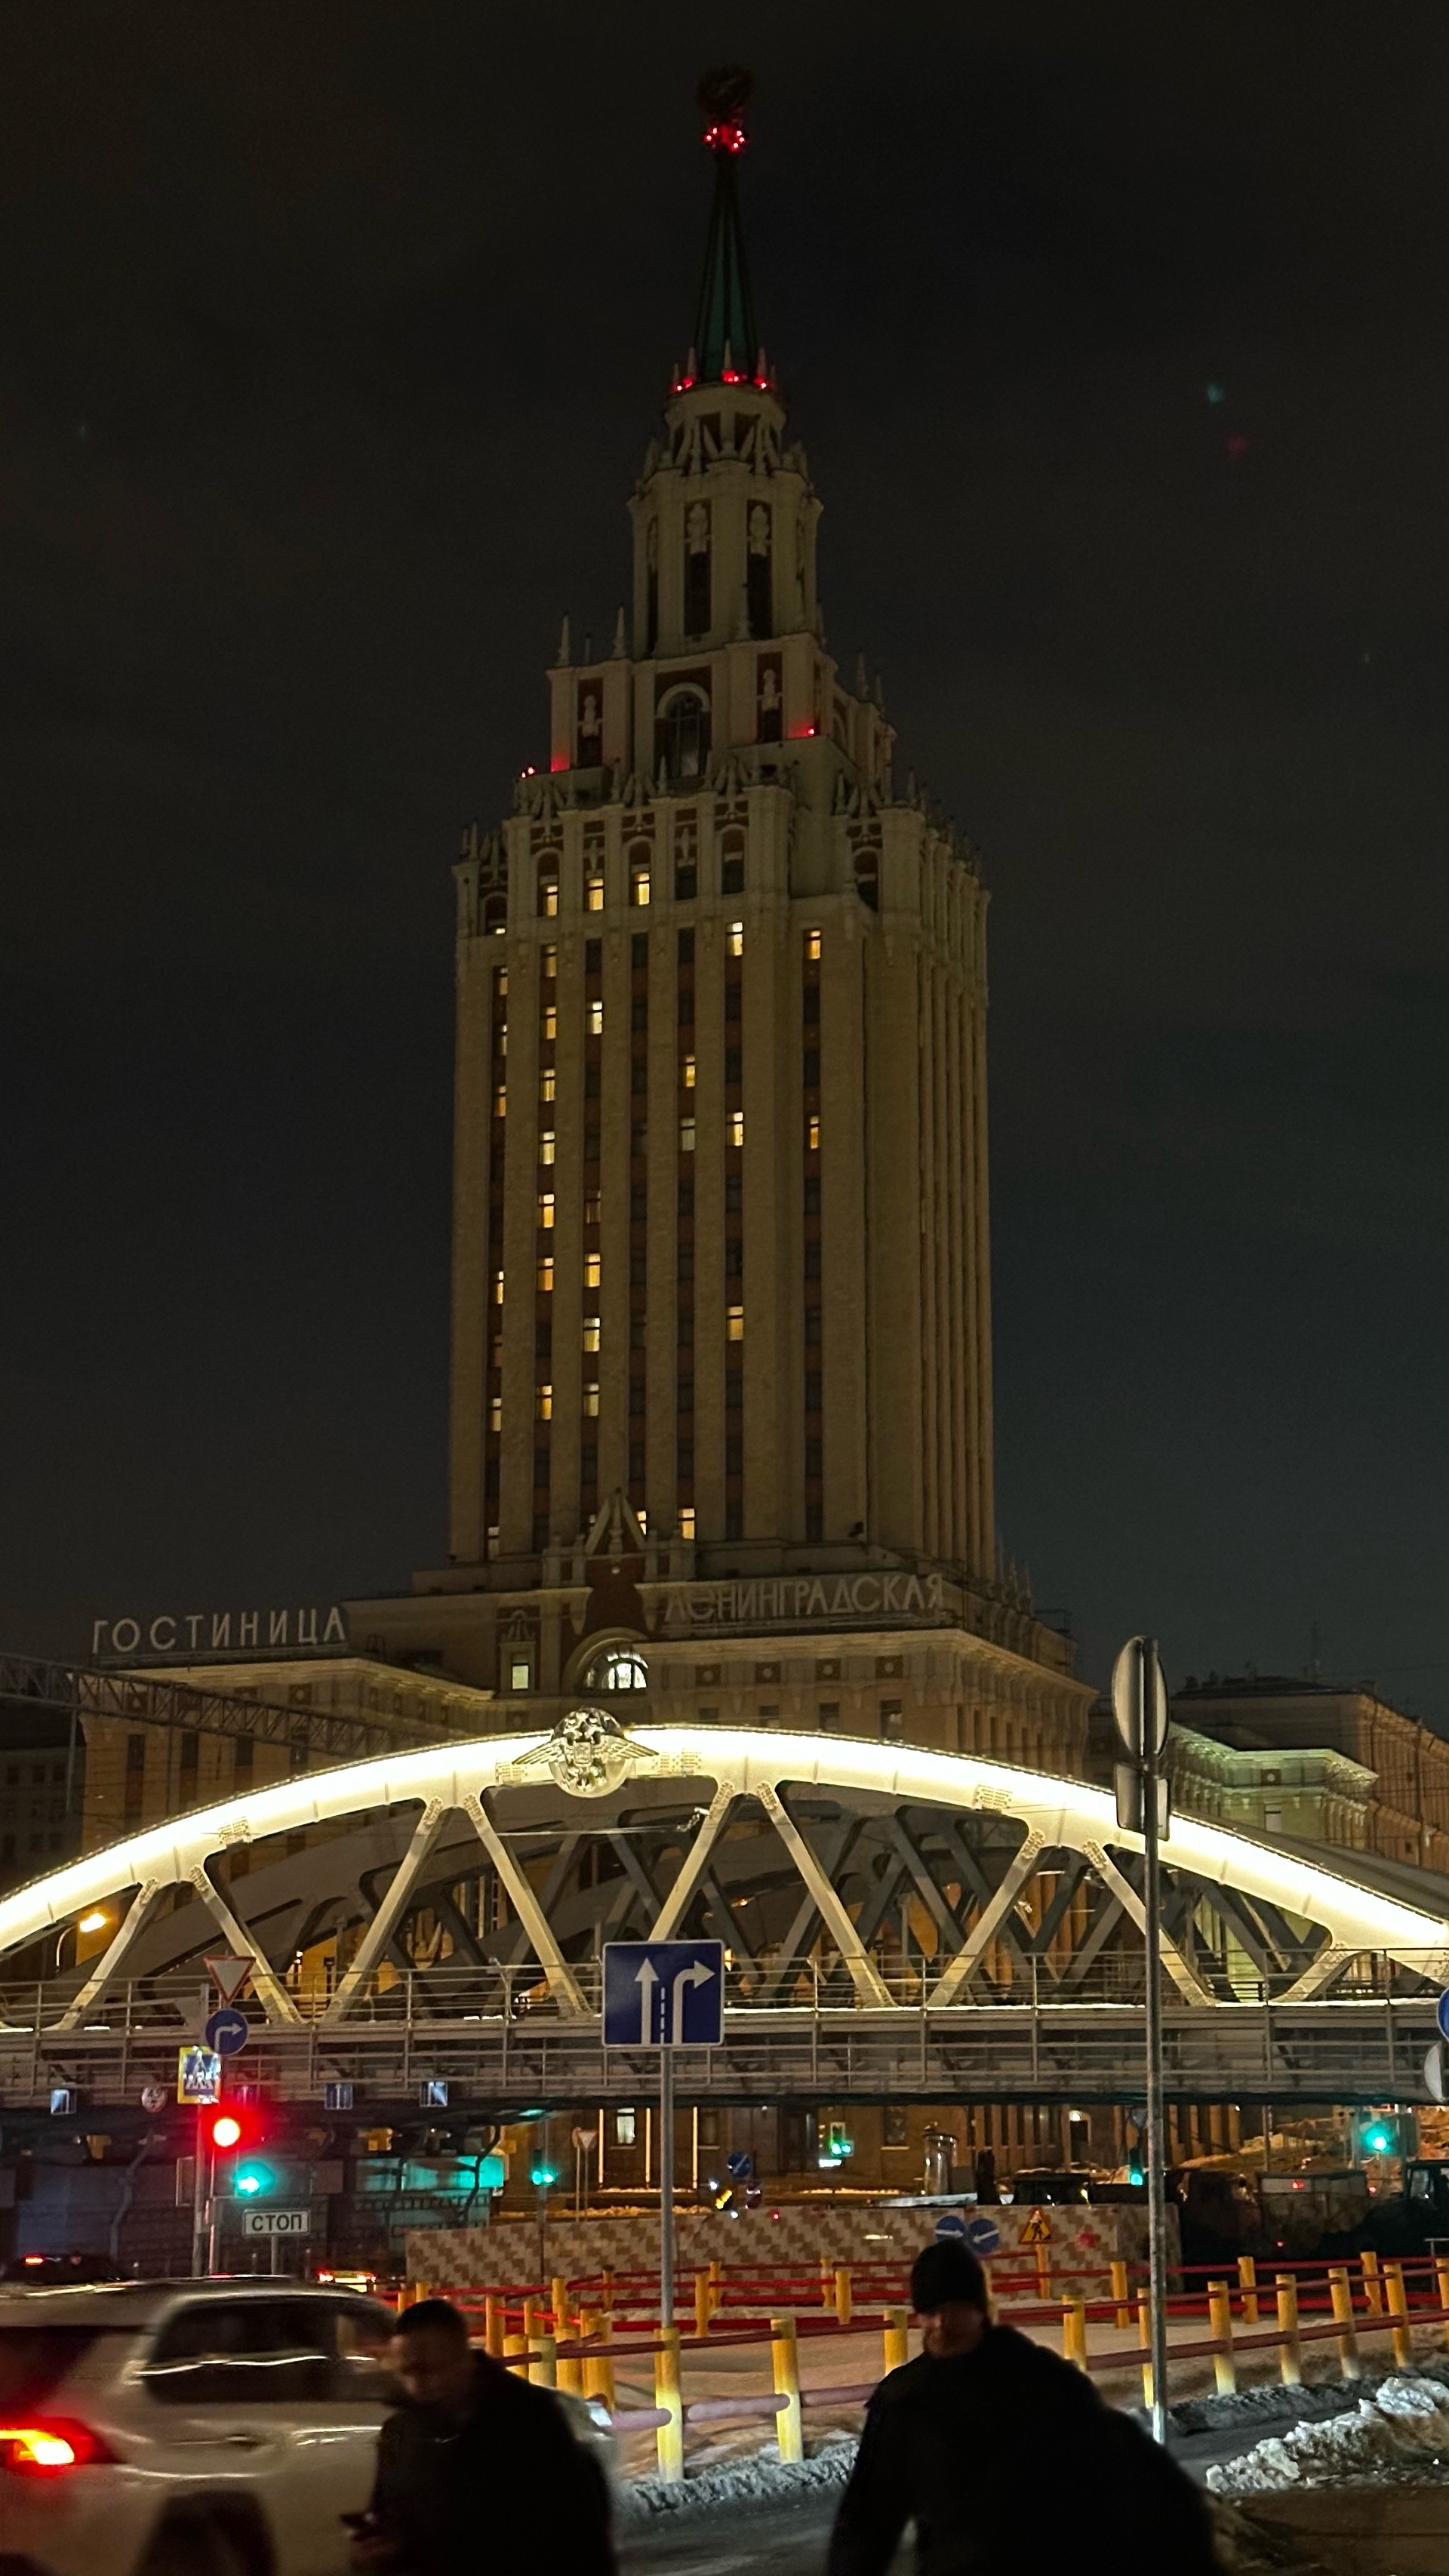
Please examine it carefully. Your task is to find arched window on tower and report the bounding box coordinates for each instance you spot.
[747,500,772,638]
[720,830,745,897]
[583,1646,648,1692]
[657,688,711,783]
[685,500,711,638]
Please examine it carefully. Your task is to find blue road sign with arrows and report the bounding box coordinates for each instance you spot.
[602,1940,724,2047]
[205,2006,250,2057]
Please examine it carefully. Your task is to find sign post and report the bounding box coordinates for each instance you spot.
[1112,1633,1171,2445]
[603,1939,724,2331]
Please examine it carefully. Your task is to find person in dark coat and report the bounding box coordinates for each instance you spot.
[828,2240,1218,2576]
[349,2295,616,2576]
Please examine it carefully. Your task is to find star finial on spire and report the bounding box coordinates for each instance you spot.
[689,66,764,389]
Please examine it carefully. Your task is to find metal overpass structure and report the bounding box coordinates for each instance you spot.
[2,1713,1446,2115]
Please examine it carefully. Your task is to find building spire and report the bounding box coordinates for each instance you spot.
[691,66,760,386]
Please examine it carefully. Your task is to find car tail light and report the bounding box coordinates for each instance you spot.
[0,2421,118,2474]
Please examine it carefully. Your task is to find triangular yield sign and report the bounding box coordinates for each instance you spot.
[205,1953,254,2003]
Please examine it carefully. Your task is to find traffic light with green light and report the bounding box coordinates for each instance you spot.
[208,2104,277,2197]
[1360,2113,1397,2157]
[530,2159,558,2190]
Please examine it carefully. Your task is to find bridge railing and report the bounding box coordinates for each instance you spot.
[11,1945,1445,2034]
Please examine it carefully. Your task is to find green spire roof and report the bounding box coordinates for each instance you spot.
[691,66,759,383]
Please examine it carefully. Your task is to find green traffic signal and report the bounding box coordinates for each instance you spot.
[530,2162,558,2189]
[234,2159,276,2197]
[1361,2119,1395,2156]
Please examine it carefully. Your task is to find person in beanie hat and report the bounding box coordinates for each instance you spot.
[827,2236,1216,2576]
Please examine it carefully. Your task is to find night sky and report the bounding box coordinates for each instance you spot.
[3,5,1447,1720]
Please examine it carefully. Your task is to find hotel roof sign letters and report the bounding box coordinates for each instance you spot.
[91,1607,349,1663]
[668,1571,946,1630]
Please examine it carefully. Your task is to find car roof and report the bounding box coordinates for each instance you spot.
[0,2280,386,2326]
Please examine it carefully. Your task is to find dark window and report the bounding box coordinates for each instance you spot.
[632,1062,647,1094]
[726,1438,743,1475]
[630,1383,646,1414]
[675,860,697,900]
[805,1439,823,1476]
[726,1502,743,1540]
[804,1242,822,1278]
[632,999,648,1029]
[678,929,694,965]
[725,1174,743,1212]
[676,1443,694,1476]
[677,1377,694,1412]
[678,1180,694,1215]
[805,1373,823,1413]
[632,933,649,968]
[631,1186,648,1221]
[144,2301,339,2408]
[677,1248,694,1280]
[803,983,820,1022]
[804,1308,822,1343]
[804,1177,821,1214]
[721,850,744,896]
[803,1051,820,1087]
[586,939,602,973]
[685,536,710,638]
[724,982,741,1021]
[660,690,709,780]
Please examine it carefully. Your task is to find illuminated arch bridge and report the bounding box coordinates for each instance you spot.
[5,1720,1447,2045]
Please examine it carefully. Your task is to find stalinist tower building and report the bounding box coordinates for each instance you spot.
[115,76,1091,1785]
[355,75,1091,1768]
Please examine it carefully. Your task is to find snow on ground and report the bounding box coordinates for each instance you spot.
[617,2433,857,2526]
[1208,2372,1449,2495]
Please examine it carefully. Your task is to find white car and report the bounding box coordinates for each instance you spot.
[0,2280,614,2576]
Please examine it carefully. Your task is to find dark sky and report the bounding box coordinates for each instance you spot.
[3,4,1447,1719]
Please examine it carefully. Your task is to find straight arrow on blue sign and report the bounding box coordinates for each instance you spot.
[602,1940,724,2047]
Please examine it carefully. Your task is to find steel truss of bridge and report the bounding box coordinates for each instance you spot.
[3,1720,1447,2118]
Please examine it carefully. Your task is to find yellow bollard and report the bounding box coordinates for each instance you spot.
[1110,2258,1131,2333]
[1361,2249,1383,2315]
[819,2254,832,2309]
[1238,2254,1259,2325]
[1275,2275,1301,2387]
[1435,2255,1449,2350]
[1136,2292,1154,2411]
[694,2272,712,2338]
[883,2303,909,2374]
[503,2328,529,2374]
[1035,2239,1051,2300]
[1329,2266,1361,2380]
[654,2325,684,2482]
[485,2293,505,2358]
[601,2267,614,2313]
[521,2292,541,2346]
[1060,2296,1088,2370]
[1385,2260,1412,2370]
[1207,2280,1236,2396]
[532,2330,558,2390]
[709,2256,723,2319]
[771,2314,804,2466]
[551,2274,570,2335]
[583,2309,616,2412]
[835,2264,854,2327]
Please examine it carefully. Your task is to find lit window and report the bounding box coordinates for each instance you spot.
[542,943,558,978]
[492,1270,505,1305]
[631,866,651,906]
[538,1193,555,1229]
[583,1382,600,1415]
[487,1523,500,1556]
[537,1255,554,1291]
[806,928,822,960]
[681,1053,696,1088]
[807,1113,821,1152]
[680,1506,696,1539]
[488,1396,502,1432]
[494,969,508,1001]
[727,920,744,956]
[586,873,605,912]
[536,1383,553,1420]
[498,1029,507,1057]
[540,1067,556,1103]
[539,878,558,919]
[585,1191,601,1223]
[589,1000,604,1036]
[727,1305,744,1340]
[542,1004,558,1041]
[585,1251,601,1287]
[582,1319,601,1353]
[509,1654,533,1691]
[679,1117,696,1152]
[728,1110,745,1148]
[540,1131,556,1165]
[615,2106,637,2147]
[585,1647,648,1691]
[493,1084,506,1117]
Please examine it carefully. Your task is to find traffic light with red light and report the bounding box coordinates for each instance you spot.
[209,2113,243,2152]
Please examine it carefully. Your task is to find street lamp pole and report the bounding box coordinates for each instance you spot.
[1139,1635,1170,2446]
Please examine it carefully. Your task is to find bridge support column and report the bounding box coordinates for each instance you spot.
[928,1830,1044,2007]
[648,1780,738,1940]
[54,1878,166,2030]
[756,1782,891,2006]
[1083,1842,1214,2005]
[188,1866,301,2023]
[462,1791,586,2016]
[322,1799,451,2024]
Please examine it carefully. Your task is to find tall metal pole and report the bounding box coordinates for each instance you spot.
[190,2105,209,2278]
[1140,1634,1170,2445]
[659,2045,675,2330]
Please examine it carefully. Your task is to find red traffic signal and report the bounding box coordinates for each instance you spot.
[208,2113,244,2151]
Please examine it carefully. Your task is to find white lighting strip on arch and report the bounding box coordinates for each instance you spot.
[4,1726,1446,1990]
